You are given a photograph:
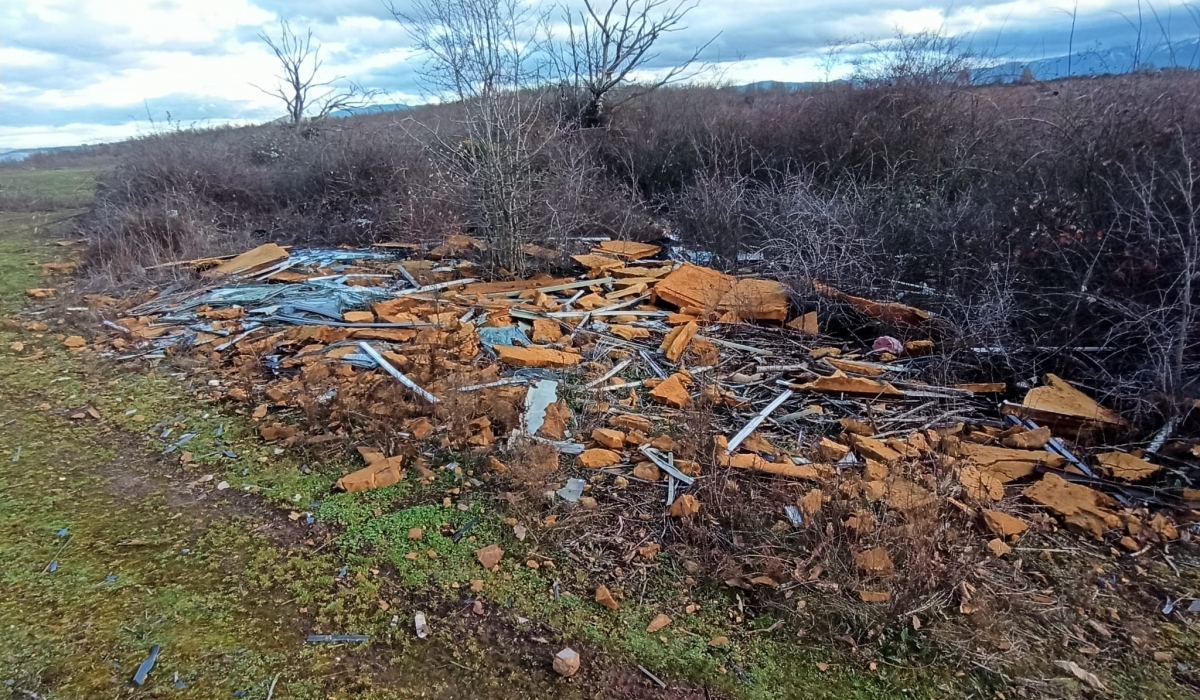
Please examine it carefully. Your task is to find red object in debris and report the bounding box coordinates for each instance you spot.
[873,336,903,354]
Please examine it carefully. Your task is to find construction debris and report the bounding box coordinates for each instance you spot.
[553,648,581,677]
[203,243,289,278]
[131,645,162,686]
[595,584,619,610]
[646,613,673,633]
[1023,473,1121,539]
[1095,451,1160,481]
[70,237,1196,647]
[1003,374,1128,437]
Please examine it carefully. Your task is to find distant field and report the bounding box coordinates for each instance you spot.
[0,168,96,211]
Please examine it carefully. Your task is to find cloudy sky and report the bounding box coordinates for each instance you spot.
[2,0,1196,149]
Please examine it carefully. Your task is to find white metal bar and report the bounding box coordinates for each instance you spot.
[356,341,439,403]
[725,389,794,454]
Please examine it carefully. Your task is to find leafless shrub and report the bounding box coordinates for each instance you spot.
[1087,130,1200,406]
[853,29,977,88]
[668,171,756,269]
[755,174,883,291]
[83,195,254,285]
[389,0,562,273]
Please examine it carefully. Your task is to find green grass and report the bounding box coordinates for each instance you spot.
[0,167,96,210]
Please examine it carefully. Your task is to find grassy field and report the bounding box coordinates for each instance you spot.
[0,167,1193,700]
[0,167,97,211]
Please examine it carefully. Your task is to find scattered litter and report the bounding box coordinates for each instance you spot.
[305,634,369,643]
[637,665,667,689]
[130,645,161,686]
[524,379,559,435]
[43,535,72,573]
[725,389,793,454]
[162,431,197,454]
[452,517,479,543]
[556,478,587,502]
[414,612,429,639]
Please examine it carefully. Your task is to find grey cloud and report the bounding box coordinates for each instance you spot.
[970,9,1197,63]
[351,58,426,96]
[0,94,274,129]
[638,1,1196,74]
[5,6,243,71]
[2,57,112,91]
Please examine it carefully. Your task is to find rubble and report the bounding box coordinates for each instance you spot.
[982,510,1028,538]
[813,281,930,326]
[203,243,289,278]
[553,648,581,677]
[475,544,504,570]
[1003,373,1128,436]
[646,613,673,633]
[73,237,1197,645]
[1095,451,1160,481]
[336,455,404,492]
[1023,474,1121,539]
[495,345,582,368]
[595,584,619,610]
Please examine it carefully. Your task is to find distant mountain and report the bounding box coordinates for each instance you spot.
[731,40,1200,92]
[329,103,412,118]
[0,146,81,163]
[736,80,826,92]
[975,38,1200,83]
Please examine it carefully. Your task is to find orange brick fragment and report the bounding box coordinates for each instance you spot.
[591,428,626,449]
[660,321,698,362]
[494,345,581,368]
[578,448,622,468]
[649,373,690,408]
[336,456,404,492]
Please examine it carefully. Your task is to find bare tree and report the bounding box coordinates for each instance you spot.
[388,0,558,273]
[554,0,715,127]
[256,21,376,127]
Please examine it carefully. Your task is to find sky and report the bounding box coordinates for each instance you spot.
[2,0,1198,149]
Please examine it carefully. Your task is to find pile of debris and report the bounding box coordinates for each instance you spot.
[77,236,1198,603]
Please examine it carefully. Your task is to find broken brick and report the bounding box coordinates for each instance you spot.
[649,373,690,408]
[578,448,621,468]
[494,344,582,368]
